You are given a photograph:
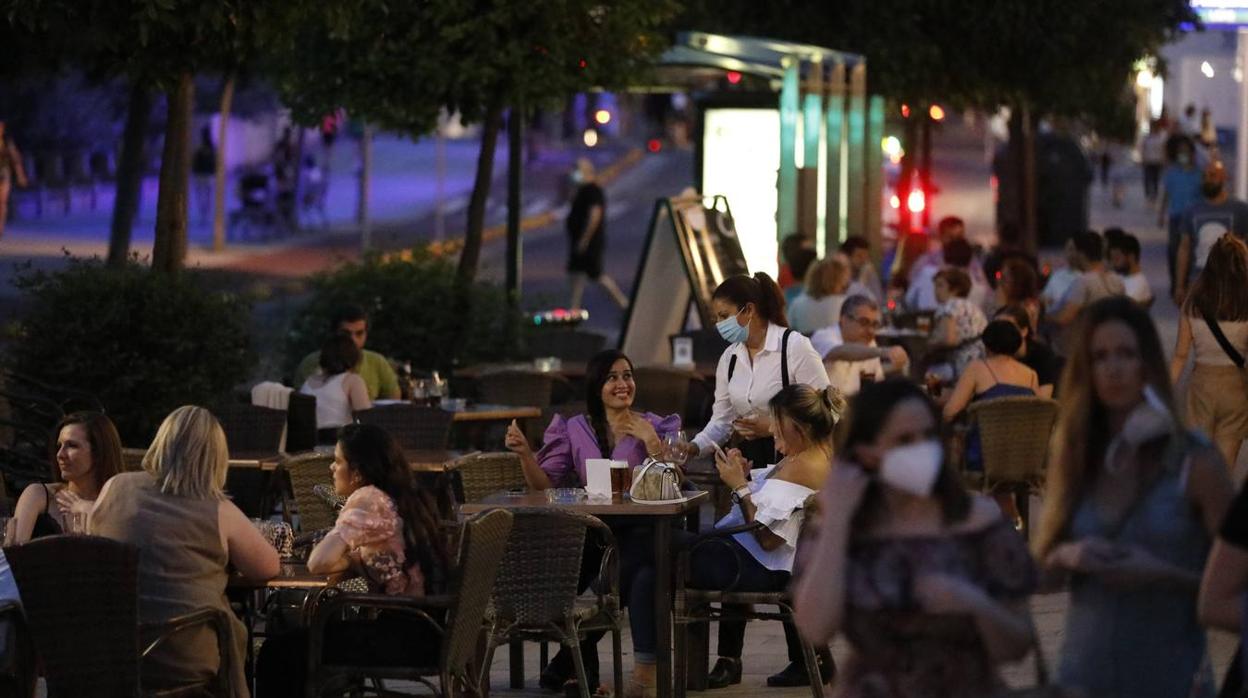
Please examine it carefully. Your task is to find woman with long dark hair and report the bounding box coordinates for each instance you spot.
[256,423,452,696]
[1171,234,1248,468]
[1037,297,1231,698]
[10,411,123,543]
[678,272,830,471]
[794,380,1037,697]
[506,349,680,696]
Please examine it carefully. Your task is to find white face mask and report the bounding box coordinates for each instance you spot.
[878,440,943,497]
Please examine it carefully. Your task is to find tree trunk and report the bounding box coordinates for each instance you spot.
[211,74,235,252]
[919,112,933,230]
[1020,103,1038,254]
[107,83,152,267]
[505,106,523,302]
[151,72,195,274]
[1004,105,1040,253]
[456,102,504,285]
[358,124,373,250]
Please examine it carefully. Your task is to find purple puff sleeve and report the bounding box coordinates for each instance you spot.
[535,414,577,487]
[648,412,682,442]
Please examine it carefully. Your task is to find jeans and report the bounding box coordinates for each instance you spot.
[630,530,805,664]
[1167,213,1184,296]
[1143,164,1161,200]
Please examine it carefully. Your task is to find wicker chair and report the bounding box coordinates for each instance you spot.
[305,509,515,698]
[525,330,607,362]
[482,508,623,698]
[966,396,1059,536]
[213,403,287,457]
[355,404,455,451]
[672,498,829,698]
[0,600,34,698]
[453,452,527,502]
[632,366,703,424]
[4,535,233,696]
[281,452,337,533]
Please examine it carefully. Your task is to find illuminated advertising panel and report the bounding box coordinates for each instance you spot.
[702,108,782,277]
[1192,0,1248,27]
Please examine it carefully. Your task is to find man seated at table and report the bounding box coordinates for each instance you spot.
[296,303,401,400]
[811,295,909,396]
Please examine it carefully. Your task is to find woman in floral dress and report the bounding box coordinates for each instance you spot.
[928,268,988,381]
[256,423,451,696]
[793,379,1037,698]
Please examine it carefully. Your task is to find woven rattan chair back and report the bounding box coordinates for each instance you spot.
[5,535,141,696]
[632,366,697,420]
[282,452,337,532]
[454,452,526,502]
[525,331,607,362]
[443,510,514,681]
[213,403,286,456]
[478,370,564,409]
[354,404,454,451]
[967,396,1058,488]
[492,508,592,625]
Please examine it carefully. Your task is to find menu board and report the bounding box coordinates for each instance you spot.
[620,194,749,365]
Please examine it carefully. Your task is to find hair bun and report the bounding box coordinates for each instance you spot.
[824,386,847,423]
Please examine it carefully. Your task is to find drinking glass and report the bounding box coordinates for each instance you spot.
[411,379,428,406]
[664,431,690,466]
[64,510,88,536]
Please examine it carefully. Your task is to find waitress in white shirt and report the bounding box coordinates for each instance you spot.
[681,272,830,470]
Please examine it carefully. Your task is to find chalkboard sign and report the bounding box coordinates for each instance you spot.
[620,194,748,365]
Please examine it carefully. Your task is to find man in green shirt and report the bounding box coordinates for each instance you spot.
[296,304,401,400]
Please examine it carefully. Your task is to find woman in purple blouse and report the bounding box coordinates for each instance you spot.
[507,349,681,697]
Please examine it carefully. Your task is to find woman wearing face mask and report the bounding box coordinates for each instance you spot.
[1036,297,1231,698]
[507,349,680,697]
[793,379,1038,698]
[679,273,830,471]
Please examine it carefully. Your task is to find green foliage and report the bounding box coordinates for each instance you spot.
[284,247,522,377]
[681,0,1193,133]
[6,257,257,446]
[265,0,678,136]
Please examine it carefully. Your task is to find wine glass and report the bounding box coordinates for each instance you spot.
[663,430,690,467]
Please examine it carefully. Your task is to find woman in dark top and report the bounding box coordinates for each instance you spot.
[993,304,1057,398]
[567,157,629,310]
[9,411,123,544]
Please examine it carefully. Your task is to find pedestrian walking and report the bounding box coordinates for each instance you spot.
[1140,123,1166,201]
[0,120,30,239]
[1036,297,1231,698]
[567,158,629,311]
[1174,161,1248,304]
[1172,234,1248,470]
[793,380,1038,698]
[1158,136,1202,297]
[191,126,217,224]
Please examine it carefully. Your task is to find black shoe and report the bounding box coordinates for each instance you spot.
[766,651,835,688]
[707,657,742,689]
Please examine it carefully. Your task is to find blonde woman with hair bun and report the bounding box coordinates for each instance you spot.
[91,405,280,695]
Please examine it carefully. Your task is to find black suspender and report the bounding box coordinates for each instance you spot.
[726,328,795,386]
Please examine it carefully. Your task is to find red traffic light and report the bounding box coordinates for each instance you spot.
[647,138,662,153]
[726,71,742,84]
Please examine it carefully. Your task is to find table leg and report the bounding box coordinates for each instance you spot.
[509,639,525,689]
[655,517,673,698]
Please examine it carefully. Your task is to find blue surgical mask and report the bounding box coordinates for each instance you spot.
[716,308,749,344]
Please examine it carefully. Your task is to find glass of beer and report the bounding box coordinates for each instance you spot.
[916,315,932,334]
[925,373,943,398]
[859,370,877,387]
[610,461,632,495]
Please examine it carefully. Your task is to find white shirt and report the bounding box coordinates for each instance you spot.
[717,465,814,572]
[810,324,884,396]
[693,323,830,453]
[1119,271,1153,305]
[300,372,354,429]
